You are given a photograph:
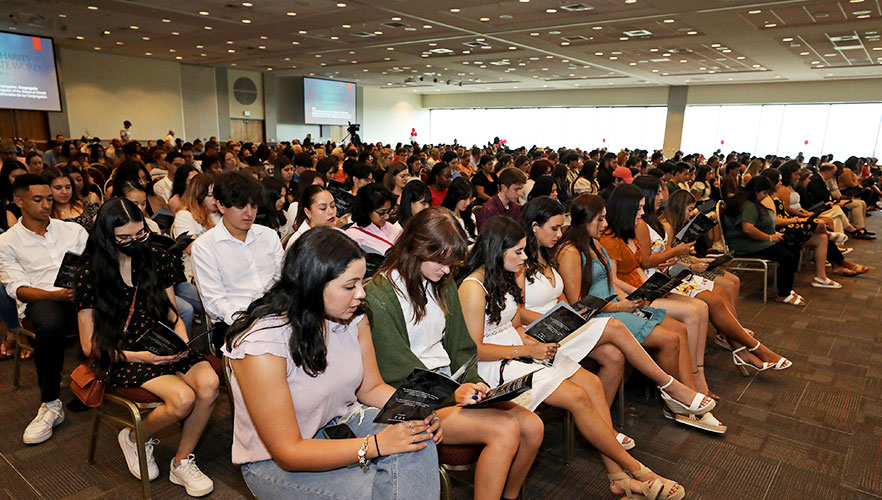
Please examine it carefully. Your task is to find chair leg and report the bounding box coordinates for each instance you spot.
[762,262,768,303]
[87,409,101,464]
[564,410,575,465]
[12,332,21,390]
[129,406,152,500]
[439,467,452,500]
[618,378,625,427]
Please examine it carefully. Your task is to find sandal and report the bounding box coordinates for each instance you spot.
[658,376,715,416]
[732,340,792,374]
[627,463,686,500]
[828,232,849,243]
[616,432,636,451]
[775,291,805,306]
[608,471,645,500]
[663,407,728,434]
[852,264,870,274]
[832,267,860,277]
[0,338,12,361]
[811,277,842,289]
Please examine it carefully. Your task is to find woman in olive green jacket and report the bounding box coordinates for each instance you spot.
[365,207,542,500]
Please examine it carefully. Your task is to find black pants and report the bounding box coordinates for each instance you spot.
[25,301,76,403]
[743,243,799,298]
[212,322,229,353]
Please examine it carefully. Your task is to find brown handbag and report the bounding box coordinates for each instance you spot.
[70,363,105,407]
[70,287,140,408]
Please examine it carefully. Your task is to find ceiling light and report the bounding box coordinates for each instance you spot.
[175,56,182,60]
[748,9,762,14]
[619,36,629,40]
[387,47,394,50]
[75,36,84,40]
[226,40,234,44]
[141,36,150,40]
[857,14,870,18]
[765,23,777,27]
[736,56,745,59]
[169,49,175,52]
[342,24,351,28]
[87,5,98,10]
[629,62,637,65]
[450,8,460,12]
[687,31,697,35]
[593,26,603,30]
[850,0,865,3]
[228,49,236,53]
[530,32,539,36]
[680,59,687,62]
[242,19,251,23]
[196,44,204,48]
[752,64,761,67]
[663,19,674,23]
[480,17,490,21]
[116,41,123,45]
[161,18,170,23]
[129,25,139,30]
[102,30,110,35]
[242,1,253,5]
[609,56,618,60]
[59,13,67,17]
[424,25,433,28]
[811,60,820,64]
[258,45,266,49]
[171,31,180,35]
[199,11,209,15]
[286,12,296,16]
[392,17,402,21]
[561,41,570,46]
[291,41,299,45]
[145,52,152,56]
[546,8,557,13]
[204,26,213,30]
[337,3,347,7]
[299,30,307,34]
[330,36,339,39]
[711,43,721,47]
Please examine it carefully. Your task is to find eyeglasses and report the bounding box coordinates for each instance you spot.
[374,209,392,218]
[115,227,150,246]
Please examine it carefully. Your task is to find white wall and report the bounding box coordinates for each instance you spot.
[58,47,184,141]
[180,65,219,141]
[361,87,429,146]
[421,86,670,109]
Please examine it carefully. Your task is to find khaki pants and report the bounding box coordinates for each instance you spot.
[844,199,866,229]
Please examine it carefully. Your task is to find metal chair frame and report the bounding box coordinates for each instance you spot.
[716,202,777,303]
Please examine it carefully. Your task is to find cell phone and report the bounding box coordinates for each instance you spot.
[322,423,357,440]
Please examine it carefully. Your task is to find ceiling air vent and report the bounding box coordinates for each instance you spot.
[563,35,589,42]
[382,21,409,29]
[828,34,863,50]
[464,41,491,48]
[351,31,376,38]
[233,77,258,105]
[623,29,652,37]
[560,4,594,12]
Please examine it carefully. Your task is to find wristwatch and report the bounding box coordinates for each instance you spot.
[357,436,370,472]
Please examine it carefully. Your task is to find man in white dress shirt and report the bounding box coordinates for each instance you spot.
[191,171,283,350]
[0,175,88,445]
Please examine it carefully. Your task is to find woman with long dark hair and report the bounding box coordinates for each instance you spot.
[723,177,804,306]
[76,198,217,495]
[111,160,168,216]
[441,177,477,241]
[556,195,718,431]
[0,159,26,222]
[473,154,499,203]
[289,185,338,245]
[460,216,686,500]
[62,165,102,204]
[366,207,542,500]
[395,179,431,226]
[427,162,453,206]
[223,227,440,500]
[44,167,98,230]
[168,165,198,214]
[344,184,400,255]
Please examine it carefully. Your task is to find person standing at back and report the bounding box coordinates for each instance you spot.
[191,171,283,350]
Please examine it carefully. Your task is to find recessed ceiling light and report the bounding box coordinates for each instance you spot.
[480,17,490,21]
[857,14,870,18]
[228,49,236,53]
[752,64,761,67]
[625,0,637,3]
[811,60,820,64]
[765,23,777,27]
[169,49,176,52]
[141,36,150,40]
[226,40,234,44]
[424,25,433,28]
[391,17,401,21]
[387,47,394,50]
[161,18,170,23]
[546,8,557,13]
[286,12,296,16]
[850,0,865,3]
[204,26,213,30]
[116,41,123,45]
[330,36,339,40]
[782,37,793,41]
[258,45,266,49]
[711,43,721,47]
[629,62,637,65]
[87,5,98,10]
[75,35,84,40]
[736,56,745,59]
[450,8,460,12]
[145,52,152,56]
[680,59,687,62]
[59,13,67,18]
[593,26,603,30]
[175,56,182,60]
[291,41,299,45]
[748,9,762,14]
[129,25,139,30]
[619,36,628,40]
[342,24,351,28]
[199,11,209,15]
[687,31,698,35]
[337,2,347,6]
[663,19,674,23]
[102,30,110,35]
[561,41,570,46]
[530,32,539,36]
[242,19,252,23]
[196,45,204,48]
[171,31,180,35]
[610,56,618,60]
[299,30,307,34]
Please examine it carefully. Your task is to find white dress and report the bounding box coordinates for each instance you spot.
[646,225,714,297]
[465,277,582,411]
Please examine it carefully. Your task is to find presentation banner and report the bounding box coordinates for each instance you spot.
[0,31,62,112]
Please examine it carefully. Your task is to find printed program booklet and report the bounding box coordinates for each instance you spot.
[626,264,693,302]
[135,322,213,356]
[524,295,615,345]
[675,212,717,244]
[705,253,734,272]
[53,251,80,289]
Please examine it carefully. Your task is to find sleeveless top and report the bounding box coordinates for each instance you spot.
[524,266,564,314]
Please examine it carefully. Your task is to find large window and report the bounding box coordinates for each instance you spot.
[682,103,882,158]
[429,106,666,151]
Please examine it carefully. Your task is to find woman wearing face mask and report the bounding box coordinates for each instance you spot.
[460,216,686,500]
[44,167,98,230]
[365,208,542,500]
[76,198,218,496]
[289,185,338,245]
[556,195,717,431]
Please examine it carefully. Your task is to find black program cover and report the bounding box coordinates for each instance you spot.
[706,254,733,271]
[373,369,461,423]
[469,373,533,408]
[135,321,189,355]
[524,303,586,344]
[675,213,717,244]
[53,251,80,289]
[571,294,616,320]
[626,265,692,302]
[151,208,175,231]
[327,181,356,217]
[697,199,717,214]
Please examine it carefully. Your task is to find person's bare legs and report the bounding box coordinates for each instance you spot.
[652,296,709,393]
[586,329,625,407]
[805,232,830,281]
[437,403,542,500]
[173,361,219,462]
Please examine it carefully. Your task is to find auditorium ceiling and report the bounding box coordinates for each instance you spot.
[2,0,881,92]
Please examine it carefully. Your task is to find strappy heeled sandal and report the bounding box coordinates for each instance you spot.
[608,471,641,499]
[732,341,792,375]
[627,463,685,500]
[658,376,715,416]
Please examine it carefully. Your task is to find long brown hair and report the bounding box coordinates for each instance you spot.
[661,189,694,237]
[379,207,468,322]
[557,194,611,298]
[177,173,216,229]
[44,167,83,218]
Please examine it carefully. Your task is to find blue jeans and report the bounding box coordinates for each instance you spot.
[0,285,19,331]
[241,406,439,500]
[175,282,204,338]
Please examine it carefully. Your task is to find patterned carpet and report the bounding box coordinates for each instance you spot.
[2,216,882,499]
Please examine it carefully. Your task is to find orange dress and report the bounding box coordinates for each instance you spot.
[597,232,645,289]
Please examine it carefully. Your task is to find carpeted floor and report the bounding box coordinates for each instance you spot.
[2,216,882,500]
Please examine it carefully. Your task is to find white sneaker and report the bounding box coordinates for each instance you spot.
[23,400,64,444]
[169,454,214,497]
[117,428,159,481]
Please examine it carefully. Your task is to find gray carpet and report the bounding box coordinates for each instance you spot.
[2,217,881,499]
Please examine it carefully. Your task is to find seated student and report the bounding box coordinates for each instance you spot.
[383,161,409,203]
[394,179,432,227]
[460,216,686,500]
[0,174,88,444]
[720,161,741,202]
[289,185,338,245]
[171,174,219,321]
[556,194,717,431]
[348,163,373,197]
[807,164,874,240]
[44,167,98,230]
[168,165,199,215]
[111,161,169,217]
[365,208,543,500]
[76,198,217,495]
[441,177,477,243]
[472,154,498,202]
[723,177,805,306]
[427,161,453,206]
[344,183,400,255]
[153,151,184,203]
[476,167,527,232]
[639,182,792,378]
[666,163,691,194]
[691,165,714,202]
[191,171,283,350]
[223,228,440,500]
[572,160,599,196]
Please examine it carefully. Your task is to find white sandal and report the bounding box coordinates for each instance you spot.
[732,341,792,375]
[616,432,636,450]
[776,290,805,306]
[658,376,715,416]
[812,277,842,289]
[663,408,727,434]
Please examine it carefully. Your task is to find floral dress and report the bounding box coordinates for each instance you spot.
[772,198,817,247]
[76,246,203,388]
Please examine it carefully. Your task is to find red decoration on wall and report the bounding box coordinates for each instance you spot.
[602,138,606,143]
[804,140,809,145]
[720,140,725,145]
